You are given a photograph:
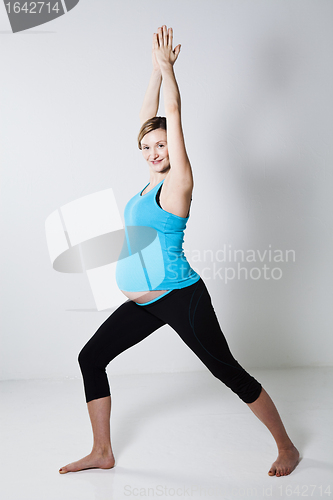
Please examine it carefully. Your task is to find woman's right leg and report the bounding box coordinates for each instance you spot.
[59,299,166,474]
[59,396,115,474]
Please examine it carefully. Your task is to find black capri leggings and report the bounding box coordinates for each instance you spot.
[78,277,262,404]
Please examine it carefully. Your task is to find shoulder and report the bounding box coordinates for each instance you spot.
[163,168,193,194]
[160,171,193,219]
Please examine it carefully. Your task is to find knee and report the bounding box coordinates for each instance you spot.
[78,341,115,373]
[228,373,262,404]
[78,343,94,371]
[245,384,263,404]
[211,366,262,404]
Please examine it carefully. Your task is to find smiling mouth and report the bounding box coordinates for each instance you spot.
[151,160,162,164]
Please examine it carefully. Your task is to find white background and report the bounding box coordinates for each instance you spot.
[1,0,332,380]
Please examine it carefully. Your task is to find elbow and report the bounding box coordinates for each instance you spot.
[165,102,181,115]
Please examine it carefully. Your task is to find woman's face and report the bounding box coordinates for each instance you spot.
[141,128,170,172]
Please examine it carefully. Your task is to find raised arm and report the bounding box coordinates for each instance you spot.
[154,26,193,190]
[139,71,162,126]
[139,36,163,126]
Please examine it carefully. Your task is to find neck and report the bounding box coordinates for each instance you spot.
[148,172,169,186]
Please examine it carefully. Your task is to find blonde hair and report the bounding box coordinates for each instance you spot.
[137,116,167,150]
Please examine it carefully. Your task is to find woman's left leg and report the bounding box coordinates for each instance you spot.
[247,388,299,476]
[142,278,299,476]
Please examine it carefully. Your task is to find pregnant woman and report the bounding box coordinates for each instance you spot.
[59,26,299,477]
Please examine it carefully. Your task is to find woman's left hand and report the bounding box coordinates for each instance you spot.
[153,25,181,68]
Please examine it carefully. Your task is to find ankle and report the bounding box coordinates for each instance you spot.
[277,441,296,452]
[91,445,113,457]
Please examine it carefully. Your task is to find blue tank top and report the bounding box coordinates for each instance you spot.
[115,178,200,292]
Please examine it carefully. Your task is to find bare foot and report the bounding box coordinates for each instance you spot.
[268,445,300,477]
[59,451,115,474]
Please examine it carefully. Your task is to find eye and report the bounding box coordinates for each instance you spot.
[158,144,164,148]
[143,146,149,150]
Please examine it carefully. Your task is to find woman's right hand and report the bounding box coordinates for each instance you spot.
[152,26,181,71]
[153,26,181,70]
[152,32,160,71]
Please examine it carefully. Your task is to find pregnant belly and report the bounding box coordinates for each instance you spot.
[120,289,170,304]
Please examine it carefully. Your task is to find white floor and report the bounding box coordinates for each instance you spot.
[1,367,332,500]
